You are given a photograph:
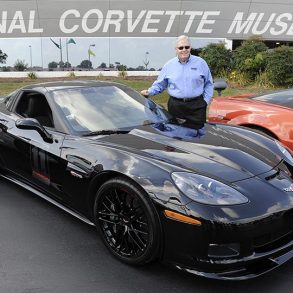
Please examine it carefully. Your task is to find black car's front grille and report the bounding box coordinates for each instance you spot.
[253,230,293,253]
[209,209,293,258]
[251,208,293,253]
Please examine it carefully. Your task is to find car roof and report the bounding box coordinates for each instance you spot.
[20,80,127,92]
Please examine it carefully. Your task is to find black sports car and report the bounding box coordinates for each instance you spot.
[0,81,293,280]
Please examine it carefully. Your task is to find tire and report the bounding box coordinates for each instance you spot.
[94,177,161,265]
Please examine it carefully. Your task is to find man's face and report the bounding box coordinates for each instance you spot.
[176,39,191,61]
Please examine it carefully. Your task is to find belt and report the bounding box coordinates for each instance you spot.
[170,95,202,102]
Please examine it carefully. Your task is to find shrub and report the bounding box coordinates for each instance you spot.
[27,72,37,79]
[68,71,76,78]
[118,70,128,79]
[199,43,233,77]
[255,72,273,88]
[233,37,268,81]
[217,68,232,80]
[14,59,28,71]
[229,70,250,87]
[96,73,104,79]
[265,46,293,87]
[1,66,11,72]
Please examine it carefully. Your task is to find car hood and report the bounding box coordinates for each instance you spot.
[220,96,291,111]
[95,123,282,183]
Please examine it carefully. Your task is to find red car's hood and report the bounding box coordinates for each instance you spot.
[216,95,290,111]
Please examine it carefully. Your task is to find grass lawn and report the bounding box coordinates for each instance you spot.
[0,76,276,108]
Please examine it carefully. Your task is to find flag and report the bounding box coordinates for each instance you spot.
[88,48,95,57]
[67,38,76,45]
[50,38,61,49]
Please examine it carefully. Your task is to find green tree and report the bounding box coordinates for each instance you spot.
[79,59,92,69]
[64,61,71,68]
[265,46,293,87]
[14,59,28,71]
[199,43,233,77]
[1,66,11,72]
[99,62,107,68]
[59,61,65,69]
[48,61,58,69]
[0,49,8,64]
[233,36,268,81]
[117,64,127,71]
[135,65,145,71]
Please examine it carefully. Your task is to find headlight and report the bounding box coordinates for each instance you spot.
[275,140,293,165]
[171,172,248,205]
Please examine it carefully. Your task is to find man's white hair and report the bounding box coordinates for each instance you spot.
[175,35,190,47]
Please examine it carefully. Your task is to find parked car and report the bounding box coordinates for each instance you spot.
[0,81,293,280]
[209,86,293,151]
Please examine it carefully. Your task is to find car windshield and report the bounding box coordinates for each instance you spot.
[252,90,293,108]
[52,85,170,134]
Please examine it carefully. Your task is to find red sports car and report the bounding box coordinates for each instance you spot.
[208,89,293,151]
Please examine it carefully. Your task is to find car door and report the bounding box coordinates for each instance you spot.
[0,90,68,202]
[0,91,32,179]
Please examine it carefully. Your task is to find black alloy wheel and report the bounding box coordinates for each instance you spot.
[94,177,161,265]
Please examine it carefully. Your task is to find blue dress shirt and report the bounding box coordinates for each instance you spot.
[148,55,214,104]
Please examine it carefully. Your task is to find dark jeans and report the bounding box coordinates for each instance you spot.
[167,95,207,129]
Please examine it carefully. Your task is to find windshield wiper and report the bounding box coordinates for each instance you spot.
[82,129,129,137]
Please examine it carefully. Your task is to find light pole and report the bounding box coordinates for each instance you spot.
[88,44,95,70]
[143,51,149,70]
[29,45,32,69]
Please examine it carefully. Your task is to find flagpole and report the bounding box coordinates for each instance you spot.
[88,45,91,70]
[59,38,63,70]
[66,38,69,68]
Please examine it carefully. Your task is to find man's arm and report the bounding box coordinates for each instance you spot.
[202,62,214,104]
[140,65,168,97]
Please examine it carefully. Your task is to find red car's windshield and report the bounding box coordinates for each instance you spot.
[252,90,293,108]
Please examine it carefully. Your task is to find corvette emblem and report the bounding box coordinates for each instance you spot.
[283,184,293,192]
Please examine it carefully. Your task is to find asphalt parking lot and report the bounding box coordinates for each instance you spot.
[1,178,293,293]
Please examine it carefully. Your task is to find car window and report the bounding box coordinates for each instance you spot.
[15,91,54,128]
[52,85,169,134]
[252,90,293,108]
[0,90,18,109]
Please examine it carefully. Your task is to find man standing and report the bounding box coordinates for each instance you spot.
[141,35,213,128]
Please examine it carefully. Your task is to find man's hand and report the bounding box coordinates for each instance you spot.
[140,90,149,97]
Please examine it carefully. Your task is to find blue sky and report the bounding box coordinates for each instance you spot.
[0,37,225,69]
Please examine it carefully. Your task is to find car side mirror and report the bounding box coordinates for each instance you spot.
[15,118,53,143]
[214,78,227,96]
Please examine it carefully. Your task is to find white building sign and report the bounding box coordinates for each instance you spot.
[0,0,292,40]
